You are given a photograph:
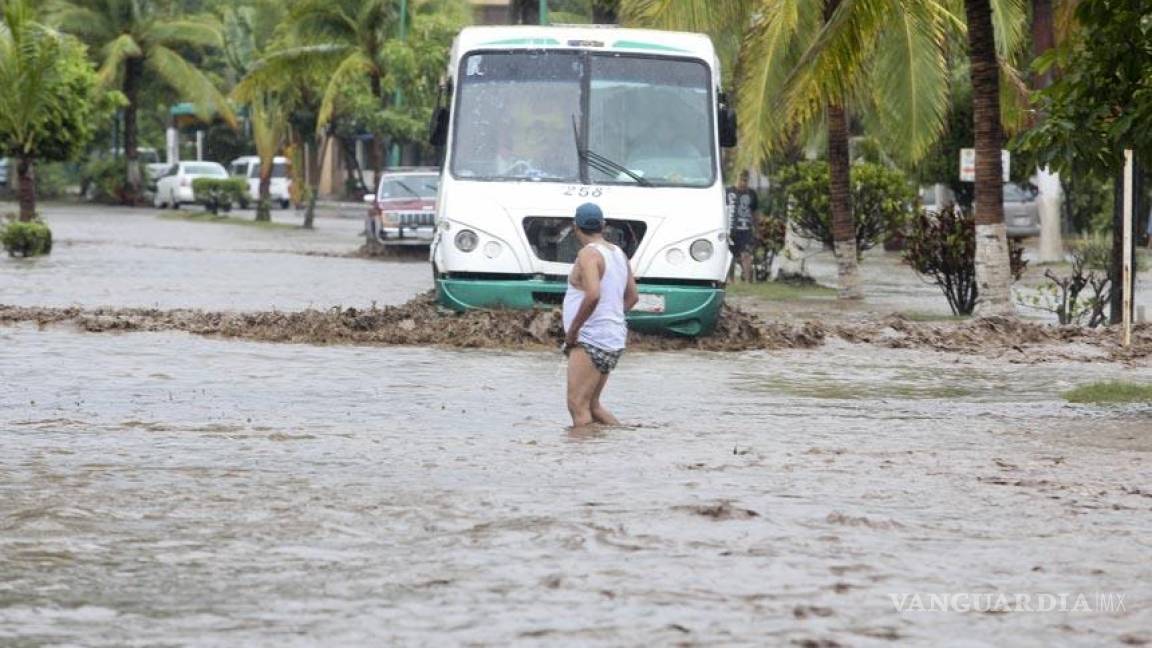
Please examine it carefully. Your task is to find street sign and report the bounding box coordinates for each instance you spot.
[960,148,1010,183]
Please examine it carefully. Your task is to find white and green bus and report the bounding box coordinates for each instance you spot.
[429,25,737,336]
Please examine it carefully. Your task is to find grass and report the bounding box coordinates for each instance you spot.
[1063,381,1152,404]
[727,280,837,301]
[158,210,296,230]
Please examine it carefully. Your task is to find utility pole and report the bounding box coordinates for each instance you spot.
[387,0,408,168]
[539,0,549,24]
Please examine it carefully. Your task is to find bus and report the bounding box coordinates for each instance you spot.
[428,26,737,336]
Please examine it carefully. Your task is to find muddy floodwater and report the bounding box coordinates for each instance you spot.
[2,206,1151,646]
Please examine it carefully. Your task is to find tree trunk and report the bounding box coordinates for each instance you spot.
[1031,0,1056,89]
[16,155,36,222]
[827,103,861,299]
[511,0,539,24]
[123,57,143,205]
[369,72,385,191]
[965,0,1015,317]
[592,0,617,24]
[303,134,329,230]
[1032,0,1064,263]
[256,168,272,222]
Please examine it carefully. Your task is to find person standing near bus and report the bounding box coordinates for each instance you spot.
[563,203,639,428]
[726,170,759,282]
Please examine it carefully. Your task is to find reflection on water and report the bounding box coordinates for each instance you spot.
[2,326,1149,645]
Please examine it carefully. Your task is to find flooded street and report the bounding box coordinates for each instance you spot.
[2,206,1151,645]
[0,205,430,310]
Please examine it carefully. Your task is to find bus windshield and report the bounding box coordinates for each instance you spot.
[451,51,715,187]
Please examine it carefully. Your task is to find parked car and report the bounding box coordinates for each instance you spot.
[153,161,230,209]
[228,156,293,209]
[1002,183,1040,238]
[363,169,440,241]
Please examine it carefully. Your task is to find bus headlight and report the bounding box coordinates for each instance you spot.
[665,248,685,265]
[455,229,479,252]
[483,241,502,258]
[690,239,713,261]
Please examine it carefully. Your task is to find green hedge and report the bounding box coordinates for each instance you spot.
[767,161,916,254]
[1,219,53,257]
[192,178,247,215]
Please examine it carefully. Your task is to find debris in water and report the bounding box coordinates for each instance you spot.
[1,293,1148,361]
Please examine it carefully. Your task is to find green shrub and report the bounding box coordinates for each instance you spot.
[1,219,53,257]
[192,178,247,215]
[36,162,77,199]
[767,161,916,255]
[904,207,1027,315]
[81,158,144,204]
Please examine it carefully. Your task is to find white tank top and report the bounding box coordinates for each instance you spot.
[563,242,629,350]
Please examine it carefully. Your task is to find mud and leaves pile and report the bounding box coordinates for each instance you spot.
[1,291,1149,362]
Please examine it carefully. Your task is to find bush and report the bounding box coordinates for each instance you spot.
[1018,234,1144,327]
[36,162,76,199]
[192,178,247,215]
[768,161,916,255]
[81,158,144,204]
[904,207,1027,315]
[1,218,53,257]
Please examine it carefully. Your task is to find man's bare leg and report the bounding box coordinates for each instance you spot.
[589,372,619,426]
[566,347,601,427]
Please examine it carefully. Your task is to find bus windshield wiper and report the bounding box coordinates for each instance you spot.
[571,115,651,187]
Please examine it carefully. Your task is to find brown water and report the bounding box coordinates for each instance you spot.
[2,206,1151,645]
[0,205,430,310]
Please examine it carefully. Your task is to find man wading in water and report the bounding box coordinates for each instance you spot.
[563,203,639,427]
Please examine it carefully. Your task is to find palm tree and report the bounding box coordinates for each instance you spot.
[0,0,61,221]
[48,0,235,201]
[0,0,104,221]
[249,94,287,223]
[251,0,400,183]
[965,0,1014,315]
[623,0,1027,308]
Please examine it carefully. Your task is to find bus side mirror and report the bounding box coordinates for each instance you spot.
[718,92,737,148]
[429,107,449,147]
[719,106,738,148]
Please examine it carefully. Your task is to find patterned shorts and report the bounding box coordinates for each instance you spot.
[579,342,624,374]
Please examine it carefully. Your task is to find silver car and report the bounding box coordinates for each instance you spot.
[1003,183,1040,238]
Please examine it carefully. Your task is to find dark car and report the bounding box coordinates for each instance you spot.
[363,169,440,241]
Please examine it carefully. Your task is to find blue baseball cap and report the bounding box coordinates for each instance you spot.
[574,202,604,231]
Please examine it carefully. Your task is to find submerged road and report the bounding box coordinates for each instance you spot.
[1,205,1149,645]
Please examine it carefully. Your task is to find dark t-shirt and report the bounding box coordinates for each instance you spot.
[725,187,758,233]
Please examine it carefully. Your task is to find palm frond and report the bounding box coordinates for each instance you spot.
[148,18,222,49]
[97,32,141,86]
[998,59,1030,135]
[779,0,892,136]
[232,44,352,102]
[316,50,374,128]
[617,0,749,34]
[43,3,114,42]
[863,0,952,163]
[732,0,821,169]
[146,44,236,127]
[989,0,1028,63]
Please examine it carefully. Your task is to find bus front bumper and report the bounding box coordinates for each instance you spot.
[436,277,724,337]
